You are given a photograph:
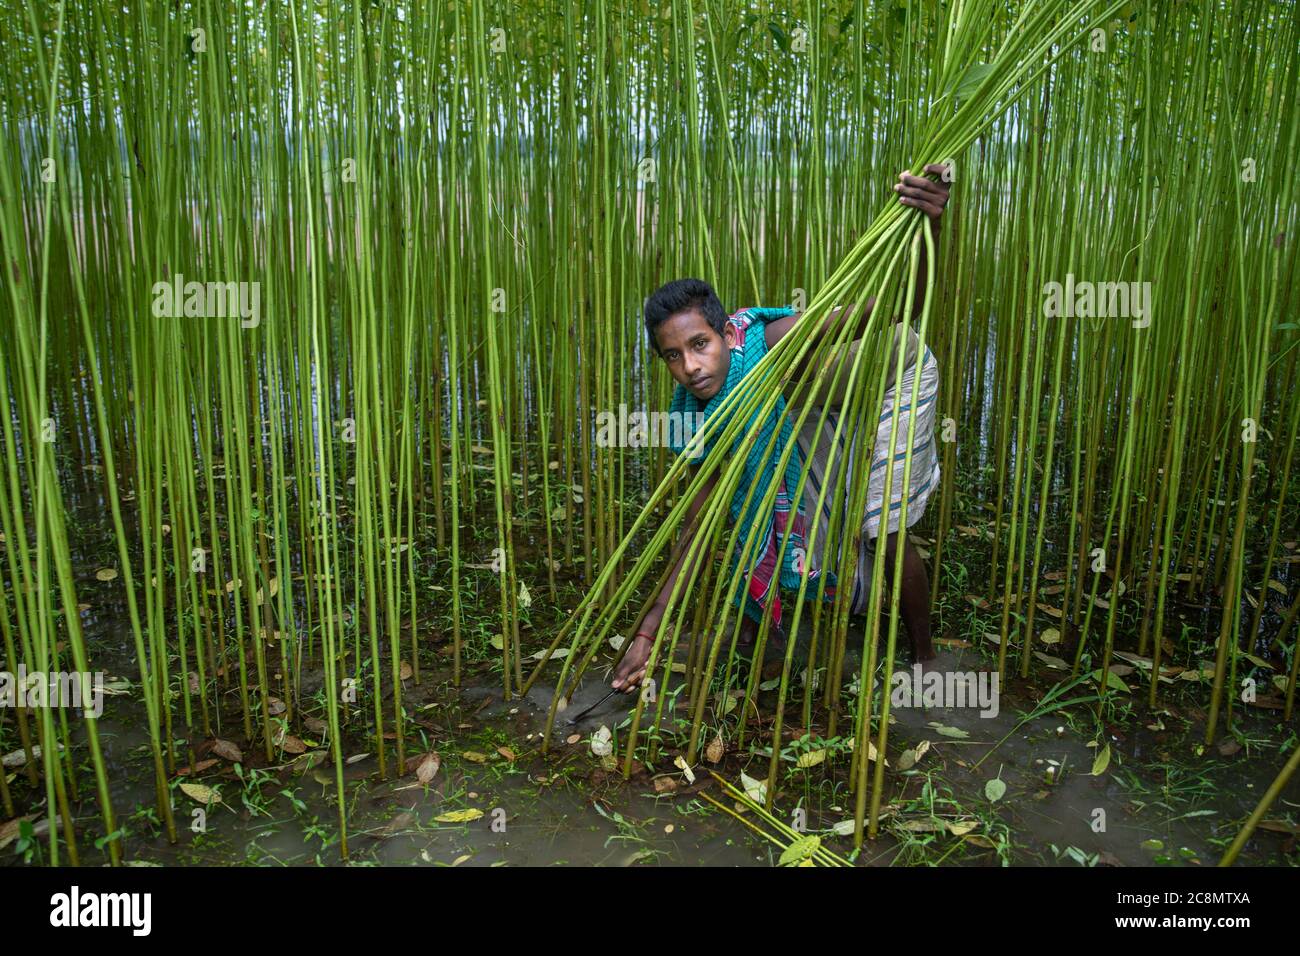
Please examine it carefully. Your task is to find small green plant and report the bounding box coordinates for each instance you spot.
[14,819,44,865]
[234,763,278,817]
[1049,844,1100,867]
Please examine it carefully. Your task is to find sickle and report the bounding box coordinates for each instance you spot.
[564,686,624,725]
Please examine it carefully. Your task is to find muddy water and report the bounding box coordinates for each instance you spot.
[876,644,1278,867]
[5,493,1296,867]
[10,609,1293,869]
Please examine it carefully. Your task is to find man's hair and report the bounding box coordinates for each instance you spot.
[643,278,728,356]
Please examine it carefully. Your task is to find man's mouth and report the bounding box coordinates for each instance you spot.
[690,376,711,392]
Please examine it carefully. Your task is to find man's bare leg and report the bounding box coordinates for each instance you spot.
[738,612,785,654]
[882,531,935,662]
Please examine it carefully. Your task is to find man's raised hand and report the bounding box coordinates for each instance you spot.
[894,163,952,222]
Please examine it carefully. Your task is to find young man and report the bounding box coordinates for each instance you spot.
[612,166,951,693]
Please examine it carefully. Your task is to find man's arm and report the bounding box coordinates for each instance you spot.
[611,466,719,691]
[643,466,717,634]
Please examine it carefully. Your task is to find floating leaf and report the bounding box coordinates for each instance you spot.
[985,778,1007,803]
[1033,650,1069,670]
[434,808,484,824]
[179,782,221,805]
[211,738,243,763]
[1113,650,1154,669]
[928,722,970,739]
[1092,742,1111,776]
[175,758,218,776]
[590,725,613,758]
[653,776,678,794]
[901,818,948,832]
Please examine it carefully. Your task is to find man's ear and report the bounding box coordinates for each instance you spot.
[723,322,738,349]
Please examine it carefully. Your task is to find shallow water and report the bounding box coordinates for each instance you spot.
[5,486,1296,869]
[8,603,1293,869]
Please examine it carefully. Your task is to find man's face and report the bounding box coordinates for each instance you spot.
[654,309,735,401]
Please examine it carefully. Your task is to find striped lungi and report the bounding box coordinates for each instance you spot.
[789,344,941,614]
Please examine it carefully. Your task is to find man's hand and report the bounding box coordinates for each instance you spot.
[611,633,654,693]
[894,163,952,223]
